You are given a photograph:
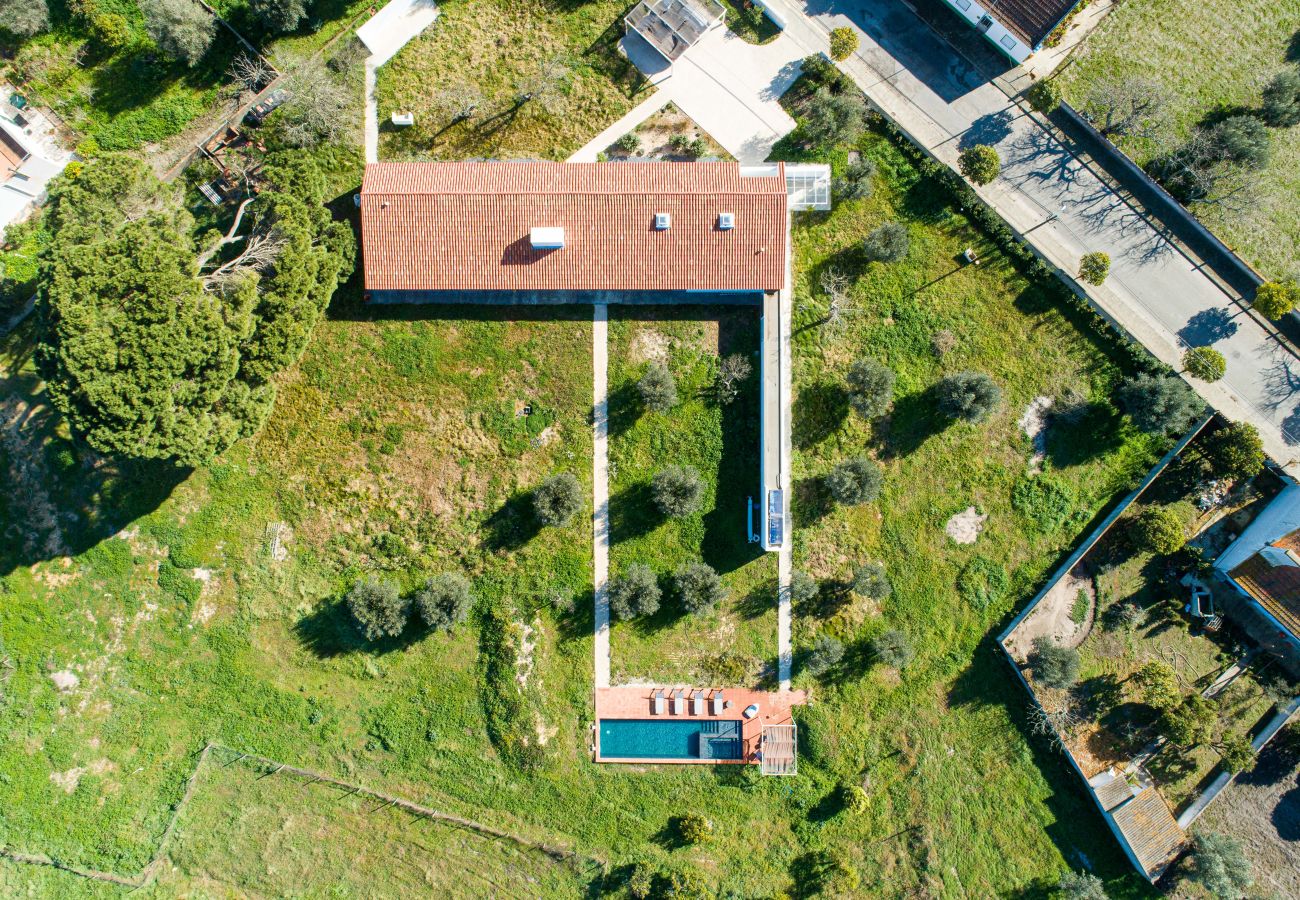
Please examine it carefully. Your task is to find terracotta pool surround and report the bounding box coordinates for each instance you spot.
[594,686,807,764]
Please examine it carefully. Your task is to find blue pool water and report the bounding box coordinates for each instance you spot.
[599,719,742,760]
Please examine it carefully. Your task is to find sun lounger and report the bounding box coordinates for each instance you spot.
[652,689,665,715]
[672,688,685,715]
[691,689,704,716]
[709,690,723,716]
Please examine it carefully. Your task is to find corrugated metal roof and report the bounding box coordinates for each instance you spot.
[360,161,788,293]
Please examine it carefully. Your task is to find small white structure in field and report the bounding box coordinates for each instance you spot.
[391,112,414,126]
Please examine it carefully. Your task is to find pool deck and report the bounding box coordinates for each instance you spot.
[594,686,807,764]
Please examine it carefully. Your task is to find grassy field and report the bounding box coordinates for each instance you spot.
[606,308,778,685]
[1058,0,1300,278]
[374,0,649,161]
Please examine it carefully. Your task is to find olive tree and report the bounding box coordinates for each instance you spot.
[140,0,216,66]
[1057,870,1108,900]
[413,572,473,632]
[862,222,909,263]
[533,472,583,527]
[1030,636,1079,689]
[801,87,867,148]
[805,634,844,676]
[249,0,308,32]
[347,576,407,641]
[652,465,705,517]
[1262,69,1300,127]
[845,358,894,419]
[0,0,50,37]
[937,371,1002,422]
[826,456,883,505]
[675,562,728,613]
[835,157,876,200]
[1185,831,1253,898]
[790,570,820,606]
[852,561,892,601]
[871,629,914,668]
[638,362,677,413]
[608,564,661,620]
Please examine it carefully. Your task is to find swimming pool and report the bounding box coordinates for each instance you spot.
[598,719,743,760]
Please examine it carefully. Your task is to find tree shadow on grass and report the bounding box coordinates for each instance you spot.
[793,380,849,450]
[792,476,834,530]
[294,598,426,658]
[609,481,659,544]
[606,381,642,439]
[875,387,944,460]
[482,490,542,552]
[1043,402,1127,468]
[807,785,846,823]
[553,586,596,644]
[734,579,776,619]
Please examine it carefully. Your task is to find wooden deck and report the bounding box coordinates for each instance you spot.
[594,686,806,764]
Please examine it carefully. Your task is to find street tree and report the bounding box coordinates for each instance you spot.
[140,0,216,65]
[958,144,1000,185]
[1078,251,1110,285]
[829,26,858,60]
[1182,346,1225,382]
[1252,279,1300,319]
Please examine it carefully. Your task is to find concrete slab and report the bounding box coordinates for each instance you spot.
[357,0,440,67]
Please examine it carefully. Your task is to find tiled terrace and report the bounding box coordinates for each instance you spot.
[594,686,806,764]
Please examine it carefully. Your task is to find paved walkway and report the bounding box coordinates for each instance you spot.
[356,0,440,164]
[592,305,611,688]
[763,0,1300,473]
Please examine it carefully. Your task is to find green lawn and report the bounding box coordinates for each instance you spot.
[606,308,777,685]
[721,0,781,45]
[1058,0,1300,278]
[375,0,649,161]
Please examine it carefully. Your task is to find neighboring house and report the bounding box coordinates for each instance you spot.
[359,159,817,550]
[1089,769,1185,883]
[1214,478,1300,674]
[624,0,725,63]
[0,98,72,238]
[935,0,1081,63]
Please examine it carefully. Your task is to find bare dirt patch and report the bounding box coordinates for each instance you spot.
[49,670,79,692]
[1018,396,1053,471]
[629,328,671,365]
[49,758,114,794]
[608,102,732,161]
[944,507,987,544]
[1003,563,1095,661]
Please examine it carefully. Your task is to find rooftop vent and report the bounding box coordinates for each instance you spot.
[530,226,565,249]
[654,212,672,230]
[718,212,735,230]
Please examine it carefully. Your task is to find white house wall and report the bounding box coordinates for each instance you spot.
[1215,480,1300,572]
[935,0,1032,63]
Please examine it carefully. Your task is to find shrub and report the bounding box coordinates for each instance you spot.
[413,572,473,632]
[871,628,914,668]
[1186,831,1253,898]
[1217,732,1257,774]
[836,156,877,200]
[1162,693,1216,747]
[958,144,1000,185]
[826,456,883,505]
[937,371,1002,422]
[638,362,677,413]
[346,576,407,641]
[0,0,50,37]
[1078,251,1110,286]
[250,0,308,32]
[90,12,131,50]
[1202,421,1264,481]
[675,562,728,613]
[1133,660,1181,711]
[1057,870,1108,900]
[140,0,216,66]
[651,465,705,517]
[1026,79,1062,114]
[845,358,894,418]
[842,782,870,814]
[627,862,655,900]
[1131,506,1186,554]
[1252,279,1299,319]
[852,562,892,601]
[1116,373,1202,435]
[533,472,583,527]
[861,222,909,263]
[800,53,839,87]
[1182,346,1226,382]
[829,26,858,61]
[805,634,844,677]
[1012,475,1075,533]
[714,353,753,405]
[957,555,1008,610]
[1262,69,1300,127]
[1030,636,1079,689]
[677,813,713,844]
[790,570,820,606]
[614,132,640,153]
[608,564,661,620]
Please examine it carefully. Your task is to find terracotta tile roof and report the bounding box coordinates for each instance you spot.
[0,128,27,180]
[1230,532,1300,639]
[1109,787,1184,880]
[360,162,788,293]
[986,0,1081,47]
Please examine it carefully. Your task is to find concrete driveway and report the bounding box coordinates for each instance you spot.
[357,0,440,66]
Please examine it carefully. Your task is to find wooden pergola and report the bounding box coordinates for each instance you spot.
[759,722,797,776]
